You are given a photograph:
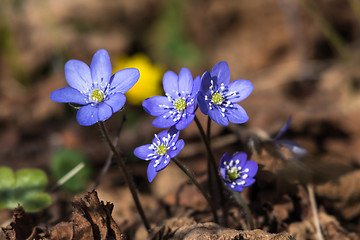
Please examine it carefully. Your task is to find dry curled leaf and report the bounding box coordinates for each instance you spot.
[1,191,124,240]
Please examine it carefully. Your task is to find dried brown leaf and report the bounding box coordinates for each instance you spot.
[1,191,124,240]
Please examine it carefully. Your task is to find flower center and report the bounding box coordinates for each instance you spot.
[90,89,105,103]
[212,92,225,105]
[173,98,186,111]
[155,143,168,155]
[227,167,240,181]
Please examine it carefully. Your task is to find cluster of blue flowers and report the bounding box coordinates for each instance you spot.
[136,60,256,186]
[51,49,258,191]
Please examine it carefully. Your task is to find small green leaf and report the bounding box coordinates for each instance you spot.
[4,199,19,210]
[21,192,52,212]
[0,167,15,210]
[0,167,15,189]
[15,168,48,191]
[0,167,51,212]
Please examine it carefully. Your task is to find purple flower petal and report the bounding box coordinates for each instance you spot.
[175,114,195,130]
[90,49,112,85]
[178,68,193,94]
[50,87,87,105]
[147,160,158,182]
[232,152,248,166]
[220,152,232,168]
[110,68,140,93]
[163,71,179,98]
[273,115,293,140]
[209,107,228,126]
[186,102,196,114]
[220,168,226,180]
[167,126,180,140]
[152,113,179,129]
[104,93,126,113]
[200,71,212,95]
[227,79,253,103]
[243,160,258,178]
[169,139,184,158]
[197,92,209,115]
[143,96,170,116]
[277,140,308,159]
[289,146,308,158]
[226,182,243,192]
[76,104,99,126]
[64,60,92,93]
[220,153,231,179]
[210,61,230,85]
[226,104,249,124]
[134,144,153,160]
[154,129,172,143]
[242,178,255,188]
[276,139,300,147]
[155,155,171,172]
[192,75,201,96]
[97,102,113,122]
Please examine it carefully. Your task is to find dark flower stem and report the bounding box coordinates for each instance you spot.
[93,115,126,191]
[206,116,215,213]
[98,121,151,232]
[232,191,254,229]
[206,116,211,142]
[172,157,218,223]
[194,115,227,225]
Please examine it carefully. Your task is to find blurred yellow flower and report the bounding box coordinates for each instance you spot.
[114,53,164,105]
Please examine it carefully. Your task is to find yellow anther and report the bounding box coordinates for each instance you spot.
[212,92,225,105]
[173,98,186,111]
[90,89,105,103]
[155,143,168,155]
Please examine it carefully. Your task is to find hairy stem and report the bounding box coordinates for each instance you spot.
[194,115,227,225]
[206,116,216,217]
[98,121,151,232]
[93,115,125,190]
[232,191,254,229]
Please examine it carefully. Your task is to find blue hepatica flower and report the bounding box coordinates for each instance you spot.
[198,61,253,126]
[142,68,201,130]
[50,49,139,126]
[220,152,258,192]
[134,127,184,182]
[272,115,308,161]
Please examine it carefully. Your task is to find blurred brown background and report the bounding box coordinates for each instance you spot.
[1,0,360,238]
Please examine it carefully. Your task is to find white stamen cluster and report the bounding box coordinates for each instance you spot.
[204,80,239,117]
[146,133,178,168]
[224,158,250,189]
[158,91,194,122]
[83,80,110,104]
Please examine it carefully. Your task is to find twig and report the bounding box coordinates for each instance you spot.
[307,183,324,240]
[50,162,85,193]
